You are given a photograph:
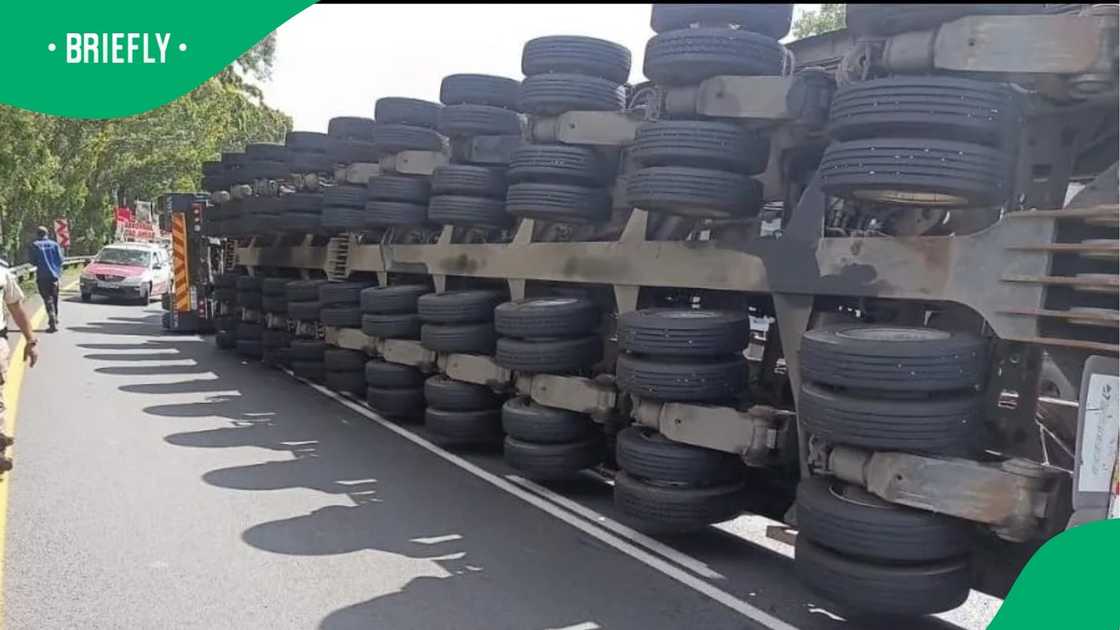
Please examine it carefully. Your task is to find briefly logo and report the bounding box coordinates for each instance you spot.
[47,33,187,64]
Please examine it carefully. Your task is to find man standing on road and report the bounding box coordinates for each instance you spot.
[0,261,39,476]
[27,226,63,333]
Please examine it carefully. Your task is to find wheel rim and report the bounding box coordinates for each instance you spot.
[651,309,721,320]
[526,298,577,308]
[828,482,894,510]
[835,326,950,342]
[852,189,970,207]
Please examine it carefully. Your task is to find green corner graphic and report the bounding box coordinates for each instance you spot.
[989,519,1119,629]
[0,0,315,118]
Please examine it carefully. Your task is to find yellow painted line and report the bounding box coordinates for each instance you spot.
[0,276,78,622]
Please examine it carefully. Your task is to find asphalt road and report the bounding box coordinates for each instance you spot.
[3,294,1002,630]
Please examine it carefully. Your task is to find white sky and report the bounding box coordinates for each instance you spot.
[260,4,820,132]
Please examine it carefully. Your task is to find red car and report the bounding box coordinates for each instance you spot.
[79,243,171,304]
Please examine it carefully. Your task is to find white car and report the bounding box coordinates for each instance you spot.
[80,243,171,304]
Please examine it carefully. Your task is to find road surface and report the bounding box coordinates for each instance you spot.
[2,291,1002,630]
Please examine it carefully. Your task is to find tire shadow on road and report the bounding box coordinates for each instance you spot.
[77,314,973,630]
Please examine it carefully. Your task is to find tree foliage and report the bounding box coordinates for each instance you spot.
[0,34,290,260]
[792,4,846,39]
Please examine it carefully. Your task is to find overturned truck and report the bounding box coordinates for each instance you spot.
[197,3,1119,619]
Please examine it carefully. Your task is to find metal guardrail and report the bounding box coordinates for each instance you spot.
[9,257,93,284]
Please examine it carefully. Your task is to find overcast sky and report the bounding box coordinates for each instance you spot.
[260,4,819,132]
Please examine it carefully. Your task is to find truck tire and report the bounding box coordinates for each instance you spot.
[324,348,367,371]
[427,195,512,228]
[326,370,367,394]
[323,185,367,209]
[215,330,237,350]
[292,360,325,381]
[366,386,426,420]
[319,282,370,306]
[261,278,291,296]
[420,322,498,354]
[614,471,744,532]
[288,151,334,174]
[424,375,500,412]
[425,407,503,445]
[845,4,1041,37]
[495,297,598,339]
[632,121,771,174]
[504,436,605,481]
[246,143,287,161]
[819,138,1011,208]
[323,207,367,231]
[320,306,363,328]
[431,165,508,198]
[328,116,376,139]
[364,360,425,388]
[286,280,328,302]
[289,340,327,361]
[282,193,325,213]
[262,330,292,349]
[213,288,237,303]
[371,124,444,154]
[365,201,429,226]
[800,325,988,393]
[236,340,263,358]
[505,183,612,224]
[437,105,522,138]
[368,175,431,203]
[236,276,263,291]
[440,74,521,110]
[616,426,742,485]
[615,354,747,402]
[618,308,749,357]
[508,145,607,186]
[417,290,505,324]
[521,35,632,84]
[331,139,381,164]
[286,301,322,322]
[261,296,288,314]
[501,398,593,444]
[798,382,983,454]
[643,28,786,86]
[285,131,333,152]
[374,97,442,129]
[361,313,422,339]
[794,537,971,616]
[279,213,321,234]
[518,74,626,116]
[828,77,1021,147]
[626,166,762,219]
[796,478,971,563]
[360,284,430,314]
[495,336,602,374]
[650,4,794,39]
[237,322,263,340]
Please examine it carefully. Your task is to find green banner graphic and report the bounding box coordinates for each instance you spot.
[989,519,1119,629]
[0,0,315,118]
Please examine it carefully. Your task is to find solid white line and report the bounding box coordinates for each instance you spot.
[292,371,797,630]
[505,474,726,581]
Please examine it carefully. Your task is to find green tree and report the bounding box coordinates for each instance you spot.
[792,4,846,39]
[0,33,290,259]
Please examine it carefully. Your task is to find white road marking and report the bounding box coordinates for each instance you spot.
[296,373,798,630]
[546,623,602,630]
[505,474,726,581]
[410,534,463,545]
